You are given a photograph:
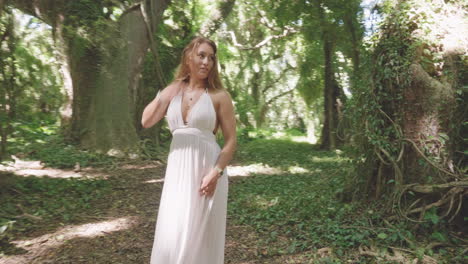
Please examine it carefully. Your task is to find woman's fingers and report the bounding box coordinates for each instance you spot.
[199,174,218,197]
[200,184,215,197]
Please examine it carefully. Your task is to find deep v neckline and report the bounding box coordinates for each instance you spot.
[180,90,206,125]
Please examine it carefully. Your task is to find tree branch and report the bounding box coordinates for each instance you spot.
[266,87,295,105]
[407,181,468,194]
[5,0,61,25]
[199,0,236,37]
[228,26,298,50]
[262,65,295,94]
[0,0,5,15]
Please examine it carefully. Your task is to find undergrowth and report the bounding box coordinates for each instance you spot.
[229,132,467,263]
[0,173,111,255]
[3,120,116,168]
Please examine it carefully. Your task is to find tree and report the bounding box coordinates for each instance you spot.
[273,0,363,149]
[0,8,61,160]
[346,0,467,223]
[219,0,299,129]
[0,9,18,160]
[4,0,171,154]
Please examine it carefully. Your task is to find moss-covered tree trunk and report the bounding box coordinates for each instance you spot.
[8,0,171,154]
[134,0,172,146]
[349,1,466,221]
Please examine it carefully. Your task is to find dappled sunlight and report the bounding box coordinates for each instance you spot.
[310,156,343,163]
[290,135,314,143]
[253,195,279,209]
[0,157,110,179]
[121,163,162,170]
[227,163,283,177]
[287,165,310,174]
[2,217,138,263]
[1,167,84,178]
[145,178,165,183]
[0,161,81,179]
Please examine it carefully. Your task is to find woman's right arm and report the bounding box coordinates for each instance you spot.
[141,83,180,128]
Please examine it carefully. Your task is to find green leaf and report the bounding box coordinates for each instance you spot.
[0,224,8,234]
[431,231,447,242]
[378,233,388,239]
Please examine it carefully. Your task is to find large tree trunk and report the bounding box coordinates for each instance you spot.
[352,0,466,210]
[53,12,73,136]
[7,0,171,153]
[402,63,455,182]
[316,1,342,150]
[320,30,341,150]
[76,8,144,152]
[135,0,171,146]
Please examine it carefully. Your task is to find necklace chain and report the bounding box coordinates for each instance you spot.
[182,86,206,124]
[183,86,205,111]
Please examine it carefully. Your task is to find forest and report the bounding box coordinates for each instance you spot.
[0,0,466,263]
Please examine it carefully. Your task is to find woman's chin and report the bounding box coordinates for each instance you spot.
[195,73,209,80]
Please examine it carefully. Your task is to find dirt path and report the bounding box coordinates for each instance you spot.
[1,160,292,264]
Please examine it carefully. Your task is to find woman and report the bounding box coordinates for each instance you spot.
[141,36,236,264]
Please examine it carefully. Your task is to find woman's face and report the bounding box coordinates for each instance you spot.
[188,42,215,80]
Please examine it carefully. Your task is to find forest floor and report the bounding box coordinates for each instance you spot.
[0,134,466,263]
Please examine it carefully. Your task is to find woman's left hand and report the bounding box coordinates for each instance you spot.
[199,170,220,197]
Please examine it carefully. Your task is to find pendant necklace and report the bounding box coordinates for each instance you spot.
[184,87,195,111]
[182,86,200,124]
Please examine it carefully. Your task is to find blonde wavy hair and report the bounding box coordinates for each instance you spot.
[173,36,224,91]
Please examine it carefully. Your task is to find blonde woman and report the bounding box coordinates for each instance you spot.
[141,36,236,264]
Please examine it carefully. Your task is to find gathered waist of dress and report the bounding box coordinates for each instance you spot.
[172,126,216,141]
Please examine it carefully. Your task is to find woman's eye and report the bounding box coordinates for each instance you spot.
[198,54,214,61]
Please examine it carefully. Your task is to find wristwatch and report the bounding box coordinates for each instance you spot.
[214,166,223,176]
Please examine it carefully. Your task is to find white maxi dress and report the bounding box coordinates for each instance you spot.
[150,88,229,264]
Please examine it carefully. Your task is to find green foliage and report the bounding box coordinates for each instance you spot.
[344,0,467,194]
[0,9,63,160]
[25,134,116,169]
[214,0,306,130]
[66,0,104,27]
[229,130,463,261]
[0,173,111,252]
[343,0,440,194]
[3,113,114,168]
[297,43,324,105]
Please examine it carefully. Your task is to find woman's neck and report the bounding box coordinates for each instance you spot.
[188,78,207,91]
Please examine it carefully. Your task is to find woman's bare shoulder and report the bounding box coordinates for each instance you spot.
[211,89,232,102]
[164,81,184,92]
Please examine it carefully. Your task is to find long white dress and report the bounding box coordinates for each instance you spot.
[150,88,229,264]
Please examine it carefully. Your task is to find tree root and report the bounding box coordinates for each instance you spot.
[393,184,467,223]
[407,181,468,194]
[359,245,438,264]
[402,138,461,179]
[11,204,43,221]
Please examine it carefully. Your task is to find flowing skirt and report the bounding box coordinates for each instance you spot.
[150,128,228,264]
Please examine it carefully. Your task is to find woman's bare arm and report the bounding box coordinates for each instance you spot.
[214,91,237,172]
[199,90,237,197]
[141,83,181,128]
